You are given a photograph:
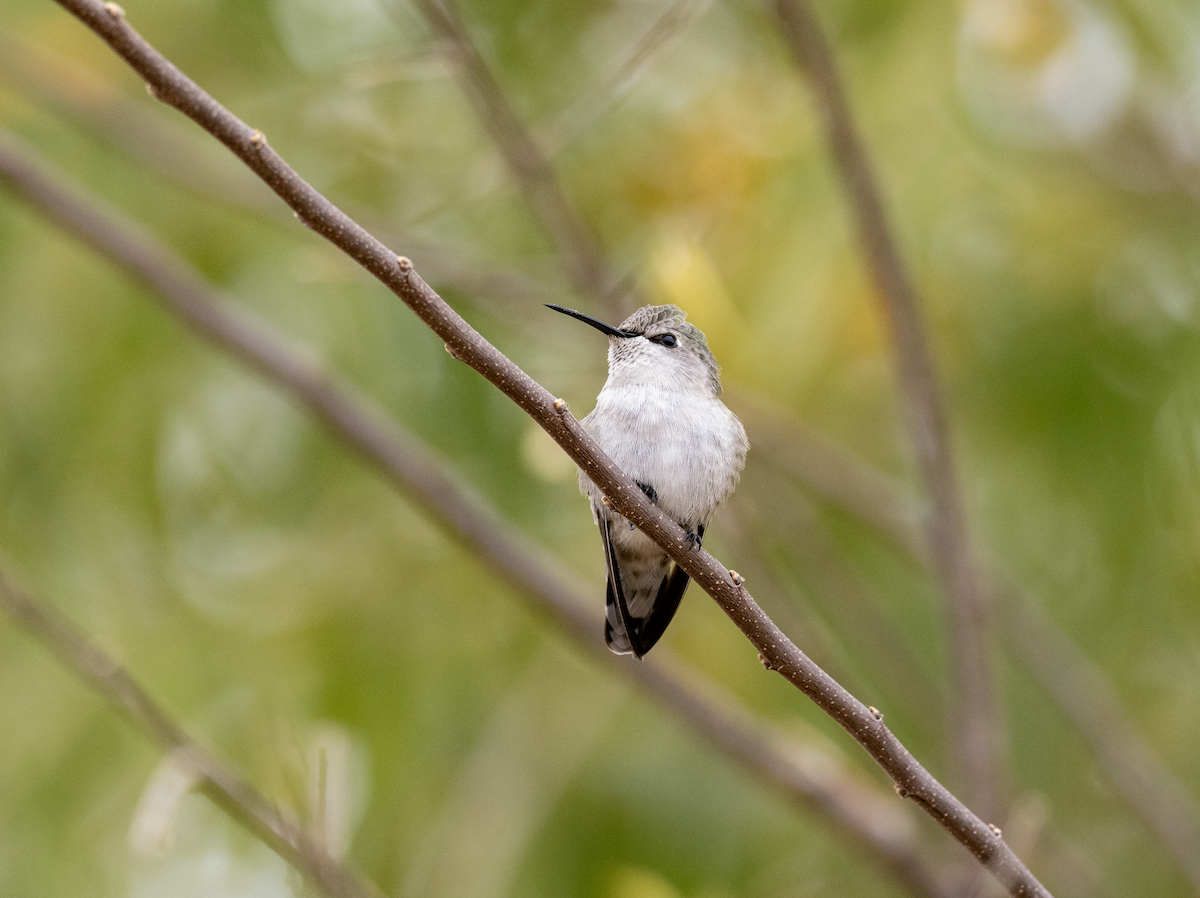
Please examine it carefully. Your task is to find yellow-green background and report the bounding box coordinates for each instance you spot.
[1,0,1198,895]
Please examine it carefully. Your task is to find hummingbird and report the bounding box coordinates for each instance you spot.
[547,303,749,658]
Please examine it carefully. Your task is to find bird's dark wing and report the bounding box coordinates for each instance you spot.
[636,563,690,654]
[600,518,645,658]
[600,521,702,658]
[636,522,703,653]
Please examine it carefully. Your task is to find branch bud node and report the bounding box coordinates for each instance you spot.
[397,255,413,272]
[553,397,567,412]
[757,652,773,670]
[728,569,745,586]
[249,130,267,149]
[104,2,126,18]
[868,705,883,720]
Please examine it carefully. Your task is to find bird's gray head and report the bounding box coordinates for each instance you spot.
[546,303,723,395]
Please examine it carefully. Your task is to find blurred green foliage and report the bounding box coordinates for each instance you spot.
[2,0,1200,896]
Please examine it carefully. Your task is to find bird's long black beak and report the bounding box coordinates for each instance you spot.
[546,304,636,338]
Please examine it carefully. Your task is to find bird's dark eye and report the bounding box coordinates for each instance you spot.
[652,333,677,347]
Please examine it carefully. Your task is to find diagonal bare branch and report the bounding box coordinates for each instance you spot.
[771,0,1003,819]
[37,2,1052,893]
[0,127,950,898]
[0,565,383,898]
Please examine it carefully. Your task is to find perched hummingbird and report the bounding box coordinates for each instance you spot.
[548,303,749,658]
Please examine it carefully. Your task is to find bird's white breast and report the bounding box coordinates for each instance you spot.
[582,383,747,529]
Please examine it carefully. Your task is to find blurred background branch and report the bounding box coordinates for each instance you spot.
[0,564,383,898]
[541,0,710,155]
[1005,591,1200,892]
[772,0,1003,821]
[399,0,628,320]
[0,24,282,217]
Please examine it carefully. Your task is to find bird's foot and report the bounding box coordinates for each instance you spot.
[635,481,658,504]
[686,524,706,550]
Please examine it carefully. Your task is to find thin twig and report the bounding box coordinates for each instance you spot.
[729,387,926,562]
[0,26,280,218]
[397,0,626,320]
[771,0,1003,819]
[0,27,572,311]
[747,384,1200,887]
[40,3,1051,893]
[0,127,950,898]
[1006,594,1200,892]
[747,384,1200,888]
[732,474,946,713]
[544,0,710,153]
[0,566,381,898]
